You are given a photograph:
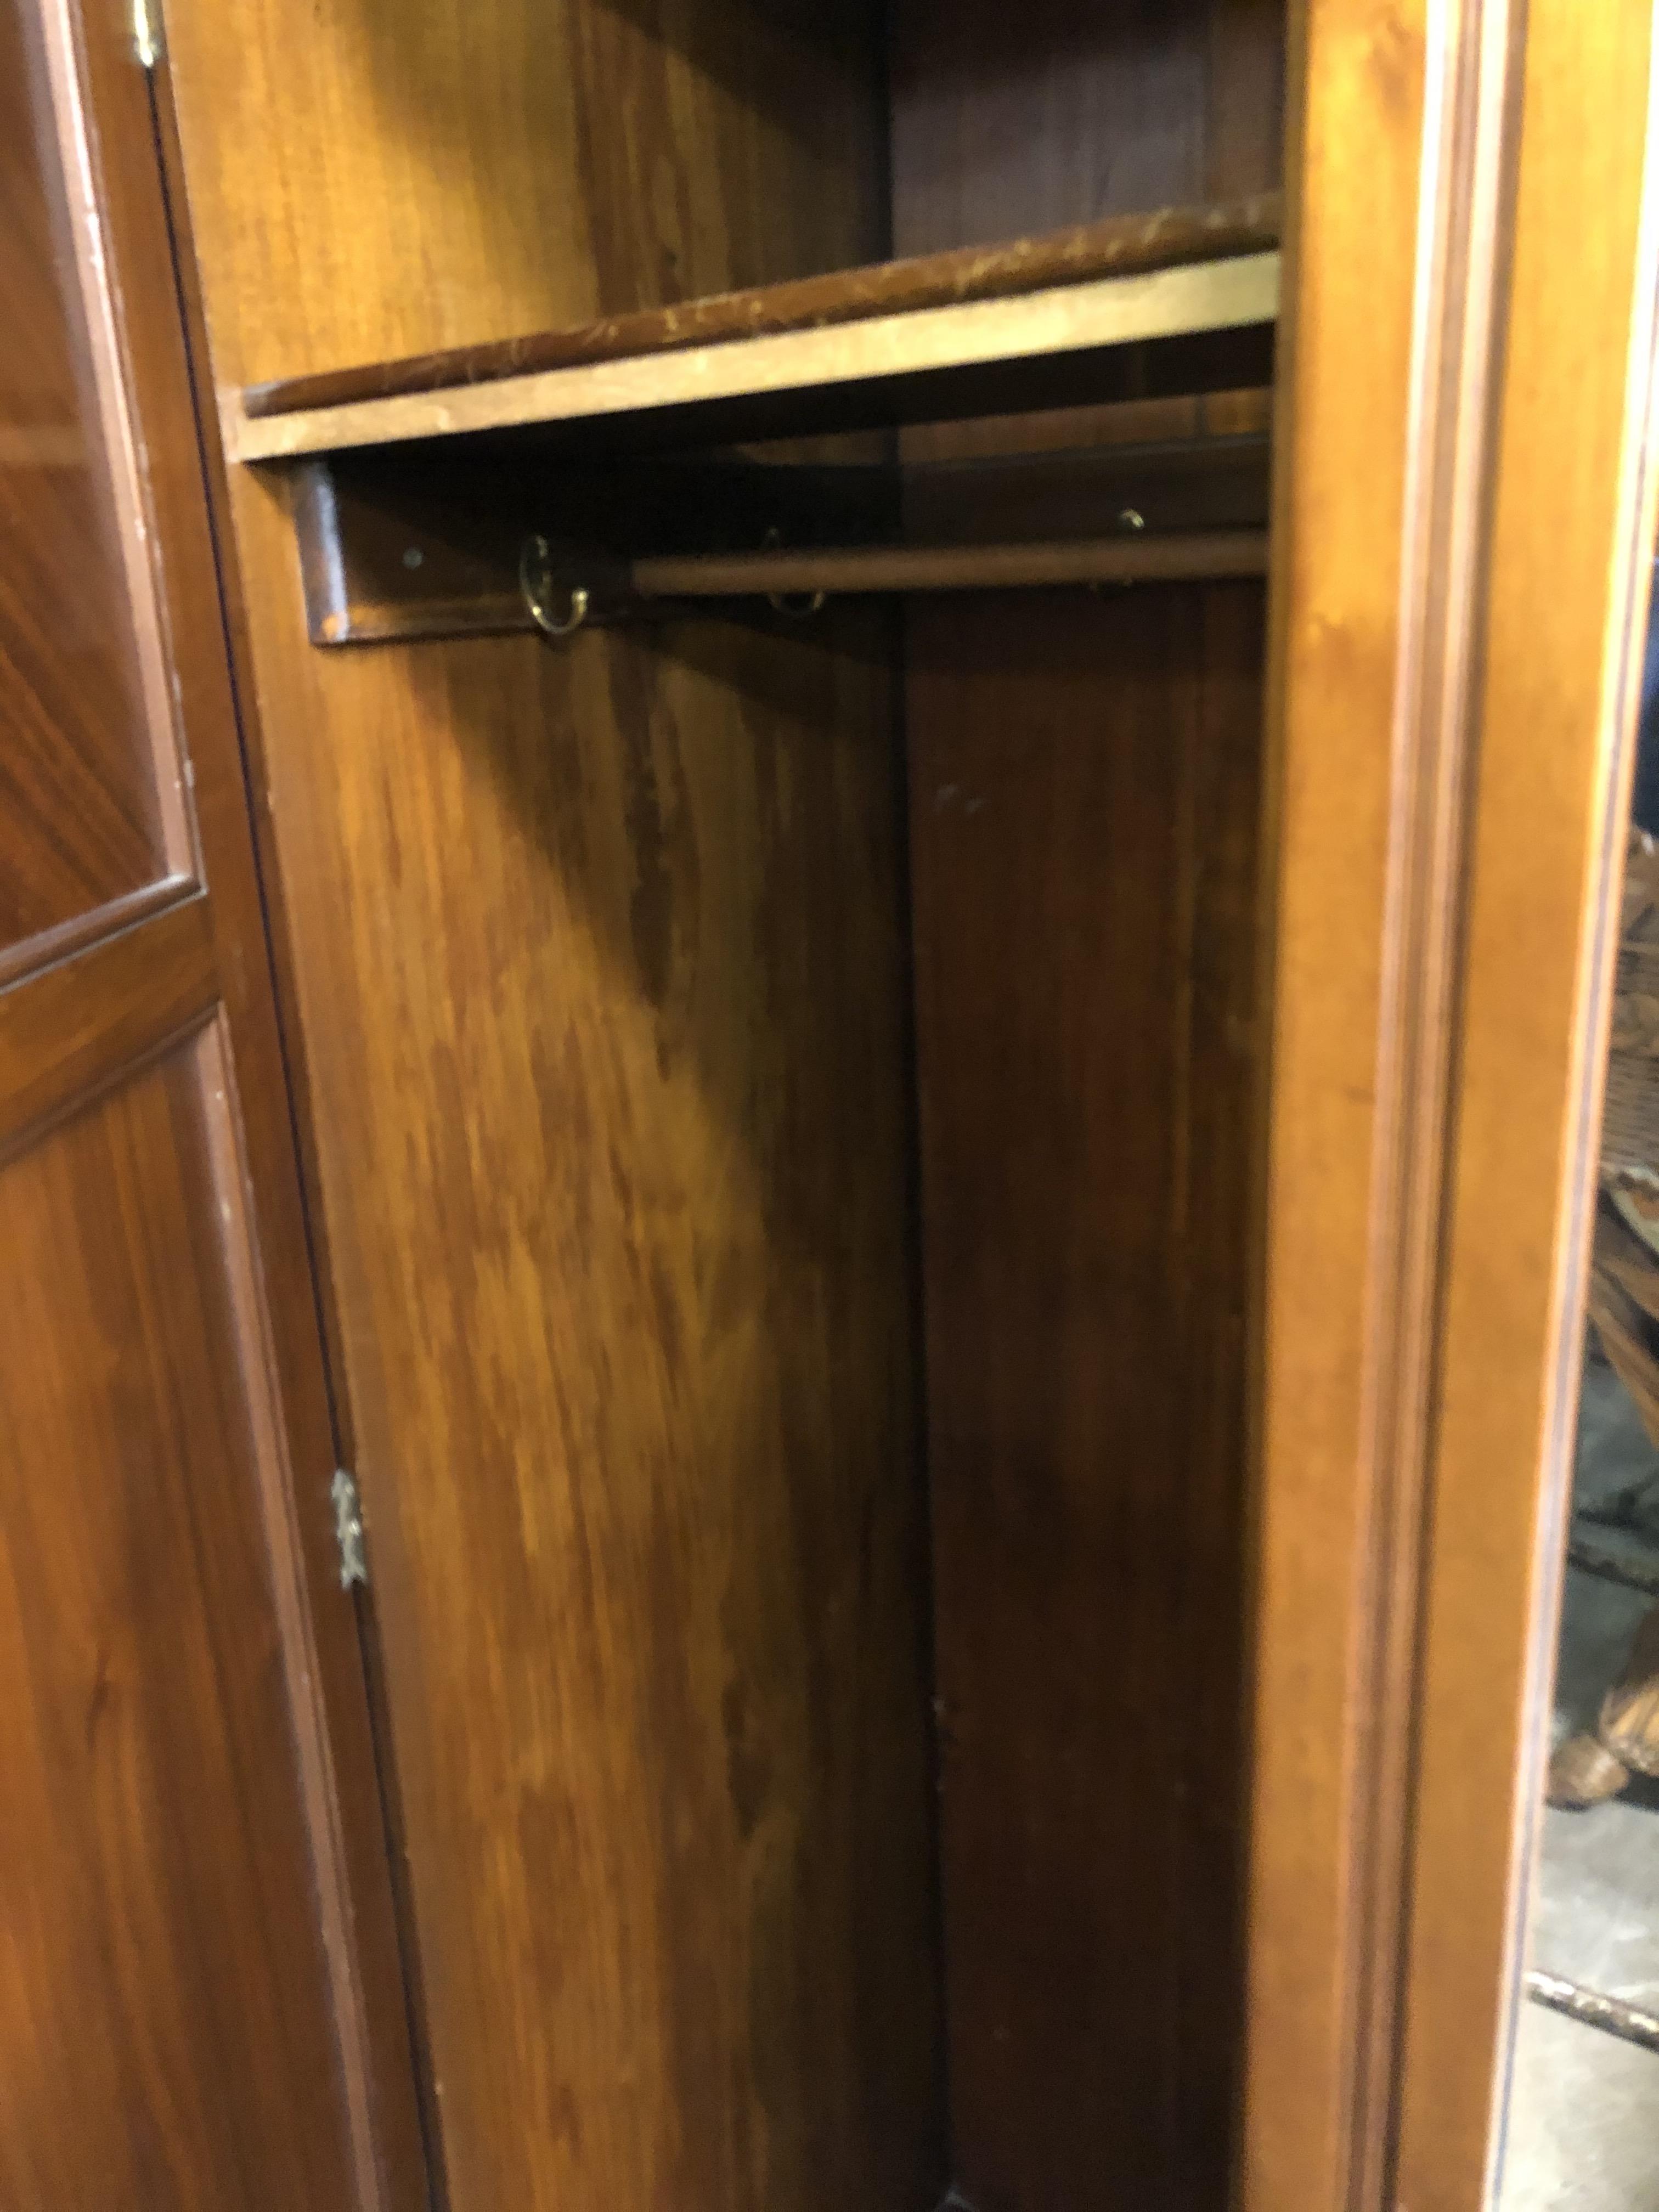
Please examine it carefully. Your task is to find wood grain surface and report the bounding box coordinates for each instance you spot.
[1238,4,1530,2208]
[0,1042,360,2211]
[891,0,1286,259]
[162,7,945,2209]
[1393,6,1659,2205]
[244,194,1281,420]
[891,5,1284,2206]
[0,887,212,1154]
[132,38,435,2202]
[0,0,170,955]
[168,0,888,392]
[0,4,427,2205]
[225,251,1280,464]
[910,580,1264,2210]
[221,489,944,2212]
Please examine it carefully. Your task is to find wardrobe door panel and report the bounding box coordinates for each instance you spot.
[0,0,185,965]
[0,1035,356,2212]
[0,4,426,2205]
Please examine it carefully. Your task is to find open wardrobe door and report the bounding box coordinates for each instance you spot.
[0,3,426,2205]
[1245,5,1659,2209]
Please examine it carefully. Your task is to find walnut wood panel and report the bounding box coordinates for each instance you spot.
[0,887,212,1155]
[0,0,174,958]
[1395,8,1659,2206]
[1240,5,1528,2208]
[909,581,1263,2211]
[213,488,943,2212]
[161,7,944,2206]
[165,0,888,394]
[245,194,1280,419]
[1239,8,1429,2202]
[890,6,1283,2205]
[0,1039,360,2211]
[123,37,435,2202]
[890,0,1285,263]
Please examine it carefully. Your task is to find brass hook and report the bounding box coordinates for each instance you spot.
[520,533,590,638]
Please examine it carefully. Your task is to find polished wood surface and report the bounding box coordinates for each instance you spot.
[0,3,426,2205]
[1395,5,1659,2204]
[891,6,1283,2205]
[165,6,945,2208]
[246,193,1281,420]
[134,42,434,2200]
[1239,3,1659,2209]
[0,0,171,956]
[210,545,942,2212]
[1242,2,1470,2203]
[0,1040,359,2210]
[0,887,212,1153]
[225,250,1280,462]
[171,1,888,390]
[624,529,1267,598]
[910,580,1264,2209]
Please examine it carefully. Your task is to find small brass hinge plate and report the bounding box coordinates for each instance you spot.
[331,1468,368,1589]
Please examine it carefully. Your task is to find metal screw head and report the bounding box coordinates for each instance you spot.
[1118,507,1147,532]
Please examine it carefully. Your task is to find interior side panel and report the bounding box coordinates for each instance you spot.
[163,5,942,2205]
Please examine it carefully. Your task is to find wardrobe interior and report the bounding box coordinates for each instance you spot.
[162,3,1288,2208]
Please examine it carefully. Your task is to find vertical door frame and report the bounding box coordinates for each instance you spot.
[1245,3,1659,2208]
[1393,5,1659,2203]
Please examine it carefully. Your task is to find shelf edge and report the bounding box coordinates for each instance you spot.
[227,252,1281,465]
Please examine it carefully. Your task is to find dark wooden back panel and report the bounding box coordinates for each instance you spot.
[893,7,1283,2205]
[892,0,1284,249]
[0,2,424,2207]
[909,583,1265,2212]
[162,7,944,2210]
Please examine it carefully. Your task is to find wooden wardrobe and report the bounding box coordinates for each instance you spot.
[5,2,1658,2210]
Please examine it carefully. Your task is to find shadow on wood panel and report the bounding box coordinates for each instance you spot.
[909,580,1263,2211]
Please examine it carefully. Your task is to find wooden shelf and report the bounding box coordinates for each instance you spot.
[227,194,1281,464]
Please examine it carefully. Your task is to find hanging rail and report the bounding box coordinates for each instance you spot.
[290,437,1273,648]
[519,528,1269,636]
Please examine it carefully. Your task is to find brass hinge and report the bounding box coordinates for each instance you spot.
[331,1468,368,1589]
[132,0,161,69]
